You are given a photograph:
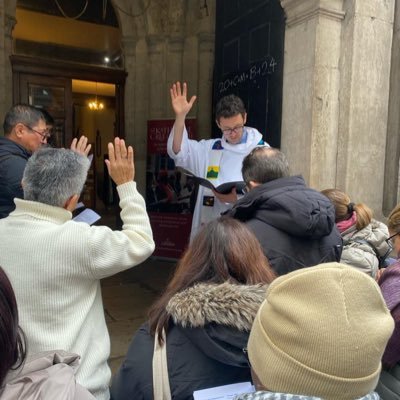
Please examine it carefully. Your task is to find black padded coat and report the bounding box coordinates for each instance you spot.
[110,283,266,400]
[0,136,30,219]
[226,175,342,275]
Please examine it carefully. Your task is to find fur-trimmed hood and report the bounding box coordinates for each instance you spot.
[166,282,267,331]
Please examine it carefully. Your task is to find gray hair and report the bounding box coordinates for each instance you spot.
[3,104,45,135]
[23,147,90,207]
[242,147,290,185]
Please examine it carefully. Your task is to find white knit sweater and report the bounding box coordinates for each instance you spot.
[0,181,155,400]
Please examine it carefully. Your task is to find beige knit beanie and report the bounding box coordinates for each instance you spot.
[248,262,394,400]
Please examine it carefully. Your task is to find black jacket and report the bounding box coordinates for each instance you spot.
[226,176,342,275]
[110,282,267,400]
[0,137,30,219]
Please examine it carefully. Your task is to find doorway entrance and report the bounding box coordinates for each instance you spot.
[213,0,285,147]
[11,55,126,217]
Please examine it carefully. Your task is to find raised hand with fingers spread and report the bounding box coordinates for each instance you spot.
[70,136,92,156]
[105,137,134,186]
[170,82,197,118]
[170,82,196,154]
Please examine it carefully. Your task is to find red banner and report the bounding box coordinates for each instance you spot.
[147,119,196,154]
[146,119,197,259]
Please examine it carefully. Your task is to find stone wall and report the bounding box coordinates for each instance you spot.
[2,0,17,119]
[280,0,396,219]
[113,0,216,192]
[384,1,400,215]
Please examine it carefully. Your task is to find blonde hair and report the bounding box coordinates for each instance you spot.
[388,204,400,233]
[321,188,372,231]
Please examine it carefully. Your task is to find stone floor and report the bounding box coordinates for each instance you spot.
[101,257,177,375]
[92,195,179,374]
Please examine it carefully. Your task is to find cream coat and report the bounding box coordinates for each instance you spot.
[0,351,95,400]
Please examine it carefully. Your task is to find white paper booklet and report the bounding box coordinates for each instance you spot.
[193,382,255,400]
[72,208,101,225]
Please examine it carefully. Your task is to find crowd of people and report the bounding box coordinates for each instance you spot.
[0,84,399,400]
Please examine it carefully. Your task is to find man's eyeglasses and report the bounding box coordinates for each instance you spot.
[221,125,244,135]
[24,124,51,140]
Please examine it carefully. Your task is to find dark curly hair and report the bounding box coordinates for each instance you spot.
[215,95,246,121]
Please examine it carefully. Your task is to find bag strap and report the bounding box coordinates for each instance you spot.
[152,328,172,400]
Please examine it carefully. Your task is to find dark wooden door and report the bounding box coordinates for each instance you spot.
[18,74,73,148]
[213,0,285,147]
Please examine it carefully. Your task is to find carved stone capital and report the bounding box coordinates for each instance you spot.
[168,35,184,53]
[280,0,345,27]
[5,14,17,38]
[198,32,214,52]
[121,36,137,58]
[147,35,164,55]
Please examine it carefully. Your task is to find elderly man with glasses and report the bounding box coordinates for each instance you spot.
[0,104,90,219]
[167,82,269,241]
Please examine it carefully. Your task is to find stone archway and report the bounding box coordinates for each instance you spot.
[111,0,216,191]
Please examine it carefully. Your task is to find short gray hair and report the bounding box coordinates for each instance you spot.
[3,104,45,136]
[242,147,290,185]
[23,147,90,207]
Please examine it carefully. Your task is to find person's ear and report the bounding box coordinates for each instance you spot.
[64,194,79,212]
[243,113,247,125]
[248,180,259,190]
[14,123,25,138]
[216,119,221,129]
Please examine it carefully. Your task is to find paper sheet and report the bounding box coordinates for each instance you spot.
[73,208,101,225]
[193,382,255,400]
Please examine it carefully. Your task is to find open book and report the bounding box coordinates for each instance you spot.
[179,168,246,195]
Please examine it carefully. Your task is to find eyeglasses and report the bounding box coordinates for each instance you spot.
[24,124,51,141]
[221,125,244,135]
[385,231,400,248]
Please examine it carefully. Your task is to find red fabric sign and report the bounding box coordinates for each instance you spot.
[147,119,196,154]
[146,119,197,259]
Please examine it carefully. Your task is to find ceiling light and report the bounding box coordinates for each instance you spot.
[88,82,104,111]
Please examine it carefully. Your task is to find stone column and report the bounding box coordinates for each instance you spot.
[337,0,394,218]
[2,13,16,117]
[121,35,145,192]
[279,0,345,189]
[148,35,166,119]
[166,35,184,115]
[122,35,136,144]
[383,1,400,215]
[196,32,214,139]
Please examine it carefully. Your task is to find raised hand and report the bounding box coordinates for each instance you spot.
[105,137,134,186]
[170,82,197,118]
[70,136,91,156]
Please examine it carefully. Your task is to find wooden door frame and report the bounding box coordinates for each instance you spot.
[11,55,127,143]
